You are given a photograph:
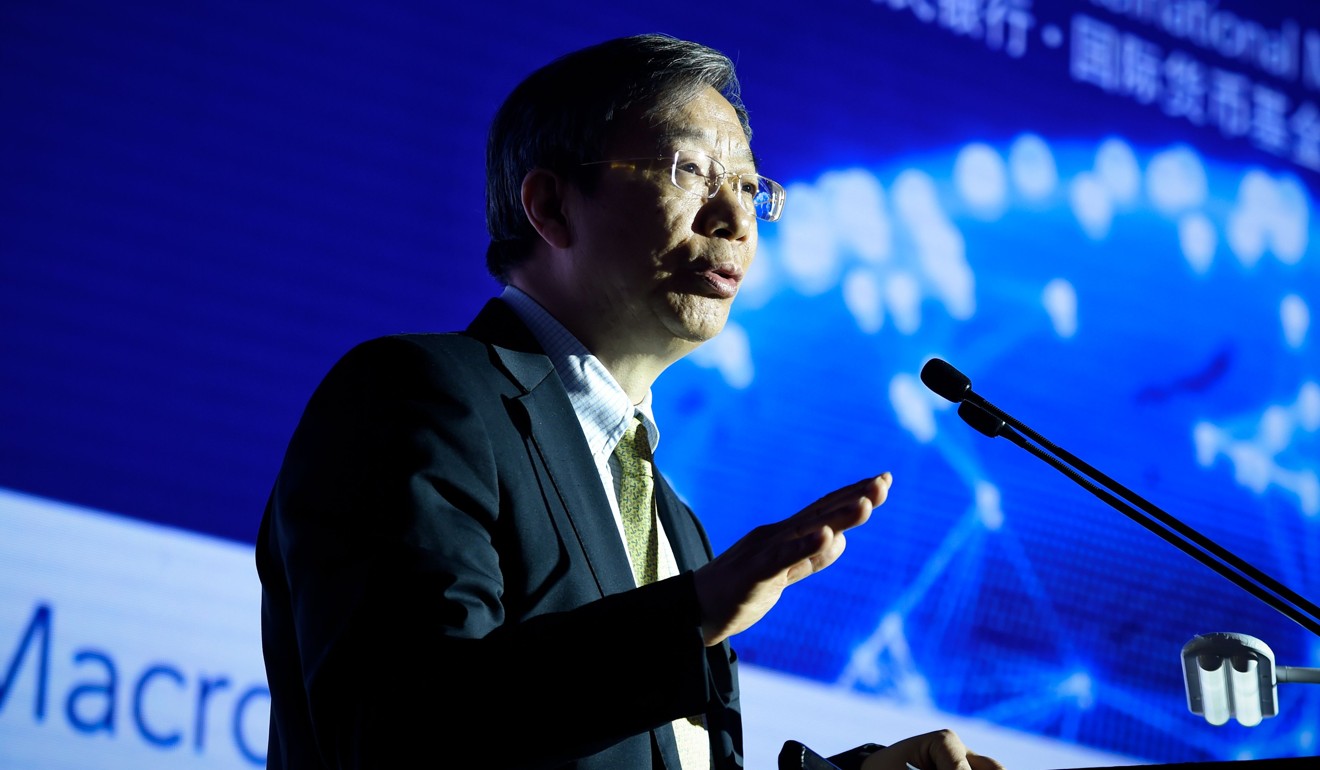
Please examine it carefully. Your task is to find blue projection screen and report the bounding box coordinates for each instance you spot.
[3,1,1318,767]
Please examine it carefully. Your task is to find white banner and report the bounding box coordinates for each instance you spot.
[0,487,1142,769]
[0,489,269,769]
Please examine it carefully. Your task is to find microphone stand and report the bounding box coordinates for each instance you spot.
[925,359,1320,640]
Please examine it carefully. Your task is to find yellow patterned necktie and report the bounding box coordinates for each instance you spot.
[613,416,710,769]
[615,417,658,585]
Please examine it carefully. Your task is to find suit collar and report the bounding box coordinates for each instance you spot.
[498,286,660,464]
[468,298,638,596]
[469,296,708,587]
[465,298,557,395]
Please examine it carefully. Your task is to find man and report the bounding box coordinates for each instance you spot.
[257,34,1002,770]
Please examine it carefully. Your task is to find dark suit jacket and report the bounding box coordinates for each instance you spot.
[257,299,742,769]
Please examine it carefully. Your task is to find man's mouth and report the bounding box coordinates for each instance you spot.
[690,263,743,299]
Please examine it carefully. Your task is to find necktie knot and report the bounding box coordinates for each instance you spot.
[616,418,654,473]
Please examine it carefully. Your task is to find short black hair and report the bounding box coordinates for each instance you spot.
[484,34,751,282]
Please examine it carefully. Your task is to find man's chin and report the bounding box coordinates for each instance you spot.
[666,319,729,347]
[665,293,732,332]
[673,313,729,340]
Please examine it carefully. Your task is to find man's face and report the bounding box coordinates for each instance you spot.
[561,85,759,360]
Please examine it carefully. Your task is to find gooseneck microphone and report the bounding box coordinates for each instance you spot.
[956,401,1003,438]
[920,358,1320,639]
[919,358,974,404]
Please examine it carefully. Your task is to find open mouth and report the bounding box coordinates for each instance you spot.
[691,264,743,299]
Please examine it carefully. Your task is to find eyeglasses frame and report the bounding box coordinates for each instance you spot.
[580,149,785,222]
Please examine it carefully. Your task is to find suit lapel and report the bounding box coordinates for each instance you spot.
[469,298,734,767]
[655,474,710,572]
[514,382,638,598]
[656,468,741,760]
[467,299,638,599]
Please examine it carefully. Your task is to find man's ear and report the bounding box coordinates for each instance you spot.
[520,168,572,249]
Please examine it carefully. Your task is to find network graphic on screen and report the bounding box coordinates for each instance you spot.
[661,133,1318,762]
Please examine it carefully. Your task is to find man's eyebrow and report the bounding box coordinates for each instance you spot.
[654,126,705,143]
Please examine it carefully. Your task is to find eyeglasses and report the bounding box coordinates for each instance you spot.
[582,149,786,222]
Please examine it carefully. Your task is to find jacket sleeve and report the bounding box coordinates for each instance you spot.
[258,335,717,768]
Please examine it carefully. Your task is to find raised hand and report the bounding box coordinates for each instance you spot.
[693,473,892,647]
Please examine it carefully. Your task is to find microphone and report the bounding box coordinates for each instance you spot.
[956,401,1003,438]
[921,358,1320,639]
[921,358,1032,444]
[919,358,973,404]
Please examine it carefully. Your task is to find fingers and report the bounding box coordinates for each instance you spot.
[920,729,985,770]
[781,472,890,579]
[859,729,1002,770]
[794,472,892,533]
[966,751,1005,770]
[692,471,894,647]
[816,473,892,510]
[785,530,846,584]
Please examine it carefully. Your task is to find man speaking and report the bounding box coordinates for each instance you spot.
[257,33,1002,770]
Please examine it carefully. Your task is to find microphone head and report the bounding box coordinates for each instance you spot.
[920,358,972,403]
[958,401,1005,438]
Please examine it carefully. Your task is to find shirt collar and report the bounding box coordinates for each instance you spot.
[500,286,659,461]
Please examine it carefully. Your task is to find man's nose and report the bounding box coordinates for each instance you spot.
[696,178,755,242]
